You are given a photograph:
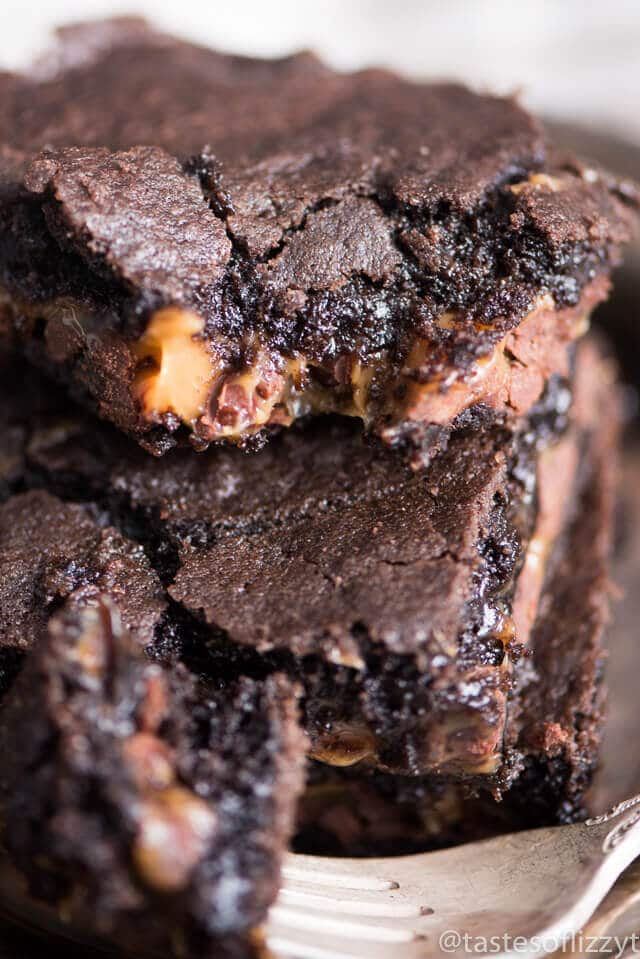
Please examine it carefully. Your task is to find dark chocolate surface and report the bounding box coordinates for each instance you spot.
[170,423,510,660]
[0,490,165,650]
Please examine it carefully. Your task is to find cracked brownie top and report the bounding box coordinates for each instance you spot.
[0,18,636,453]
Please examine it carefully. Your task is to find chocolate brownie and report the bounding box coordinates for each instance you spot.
[0,489,165,650]
[0,600,305,958]
[296,373,618,852]
[0,333,617,797]
[0,19,635,455]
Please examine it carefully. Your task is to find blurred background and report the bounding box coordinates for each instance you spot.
[1,0,639,146]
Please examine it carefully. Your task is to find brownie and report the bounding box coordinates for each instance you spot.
[0,489,166,650]
[0,332,617,800]
[0,600,305,958]
[295,372,618,853]
[0,19,635,456]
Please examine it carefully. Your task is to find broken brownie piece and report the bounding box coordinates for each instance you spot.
[0,19,635,454]
[0,333,618,806]
[0,600,305,957]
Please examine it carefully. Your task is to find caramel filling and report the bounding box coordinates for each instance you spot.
[0,272,604,445]
[121,668,218,894]
[309,723,377,768]
[394,292,586,431]
[132,786,218,893]
[134,307,215,425]
[438,711,505,776]
[509,173,565,195]
[131,290,593,443]
[205,350,305,437]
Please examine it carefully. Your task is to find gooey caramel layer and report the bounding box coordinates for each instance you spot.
[130,283,601,444]
[1,278,605,448]
[133,307,217,426]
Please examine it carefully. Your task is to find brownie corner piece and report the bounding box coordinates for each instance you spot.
[0,599,306,957]
[0,18,636,454]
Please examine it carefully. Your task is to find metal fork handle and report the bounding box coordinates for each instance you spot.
[495,795,640,958]
[586,795,640,855]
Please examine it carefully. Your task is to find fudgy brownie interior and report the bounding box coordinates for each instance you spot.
[0,600,305,957]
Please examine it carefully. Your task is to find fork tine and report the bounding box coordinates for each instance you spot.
[268,855,435,959]
[279,852,423,917]
[279,885,423,917]
[282,856,399,891]
[266,922,428,959]
[269,906,417,942]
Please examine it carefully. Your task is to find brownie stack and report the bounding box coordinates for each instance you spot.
[0,17,636,957]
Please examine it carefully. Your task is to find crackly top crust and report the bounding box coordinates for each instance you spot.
[0,489,166,650]
[0,18,636,362]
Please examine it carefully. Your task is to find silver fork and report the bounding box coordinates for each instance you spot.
[1,796,640,958]
[267,794,640,959]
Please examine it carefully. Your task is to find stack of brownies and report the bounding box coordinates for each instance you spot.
[0,18,636,958]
